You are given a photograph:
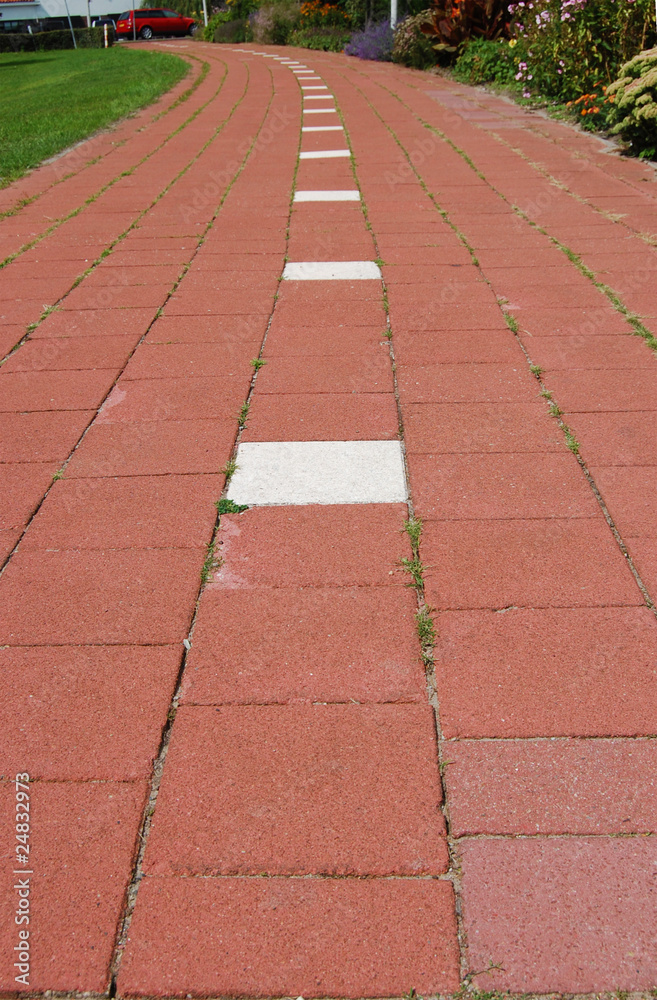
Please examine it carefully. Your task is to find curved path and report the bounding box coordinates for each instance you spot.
[1,40,657,997]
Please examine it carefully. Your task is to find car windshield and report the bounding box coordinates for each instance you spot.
[118,11,130,17]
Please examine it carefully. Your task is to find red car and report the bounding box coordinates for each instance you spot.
[116,8,198,38]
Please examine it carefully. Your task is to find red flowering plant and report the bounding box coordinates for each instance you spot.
[421,0,510,54]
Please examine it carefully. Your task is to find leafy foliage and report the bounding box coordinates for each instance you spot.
[203,0,259,38]
[249,0,301,41]
[345,17,394,58]
[392,10,436,66]
[288,25,352,46]
[344,0,393,29]
[0,27,109,51]
[606,47,657,159]
[206,14,248,39]
[452,36,518,82]
[421,0,509,54]
[216,498,249,514]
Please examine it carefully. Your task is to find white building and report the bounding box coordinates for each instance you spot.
[0,0,120,26]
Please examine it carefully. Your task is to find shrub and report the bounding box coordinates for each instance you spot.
[288,25,351,47]
[249,0,301,41]
[345,17,393,58]
[606,47,657,160]
[0,27,110,51]
[510,0,656,102]
[203,0,259,37]
[211,16,248,39]
[453,36,518,83]
[144,0,201,12]
[392,9,436,67]
[421,0,509,55]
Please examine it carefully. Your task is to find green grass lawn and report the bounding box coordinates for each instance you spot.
[0,47,189,187]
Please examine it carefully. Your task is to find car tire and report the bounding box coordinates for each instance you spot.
[188,23,198,34]
[139,24,153,38]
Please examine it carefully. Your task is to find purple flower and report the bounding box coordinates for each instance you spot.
[344,18,393,60]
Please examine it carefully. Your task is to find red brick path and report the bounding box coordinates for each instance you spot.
[1,40,657,997]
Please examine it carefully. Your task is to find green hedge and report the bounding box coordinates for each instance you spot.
[0,27,110,52]
[287,26,351,50]
[211,17,248,41]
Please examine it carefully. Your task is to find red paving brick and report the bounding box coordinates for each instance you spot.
[592,465,657,537]
[569,411,657,465]
[0,410,94,462]
[183,584,424,704]
[397,362,539,404]
[434,607,657,737]
[97,375,248,422]
[0,525,21,562]
[392,328,523,364]
[1,335,138,372]
[263,323,389,357]
[514,306,630,337]
[546,368,657,411]
[122,342,252,379]
[0,781,145,993]
[0,462,58,529]
[404,401,563,453]
[65,418,235,477]
[0,369,117,411]
[625,537,657,597]
[409,452,598,520]
[459,838,657,993]
[242,391,399,440]
[32,307,156,339]
[2,41,657,996]
[0,645,180,780]
[23,474,221,549]
[526,333,653,370]
[423,517,640,609]
[255,354,393,393]
[445,737,657,835]
[211,505,409,588]
[143,703,447,875]
[118,877,460,997]
[0,547,203,644]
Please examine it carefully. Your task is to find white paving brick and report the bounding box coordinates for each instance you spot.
[228,441,407,506]
[299,149,349,159]
[302,125,344,132]
[283,261,381,280]
[294,190,360,202]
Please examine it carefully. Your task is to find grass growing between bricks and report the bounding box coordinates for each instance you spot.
[0,48,189,187]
